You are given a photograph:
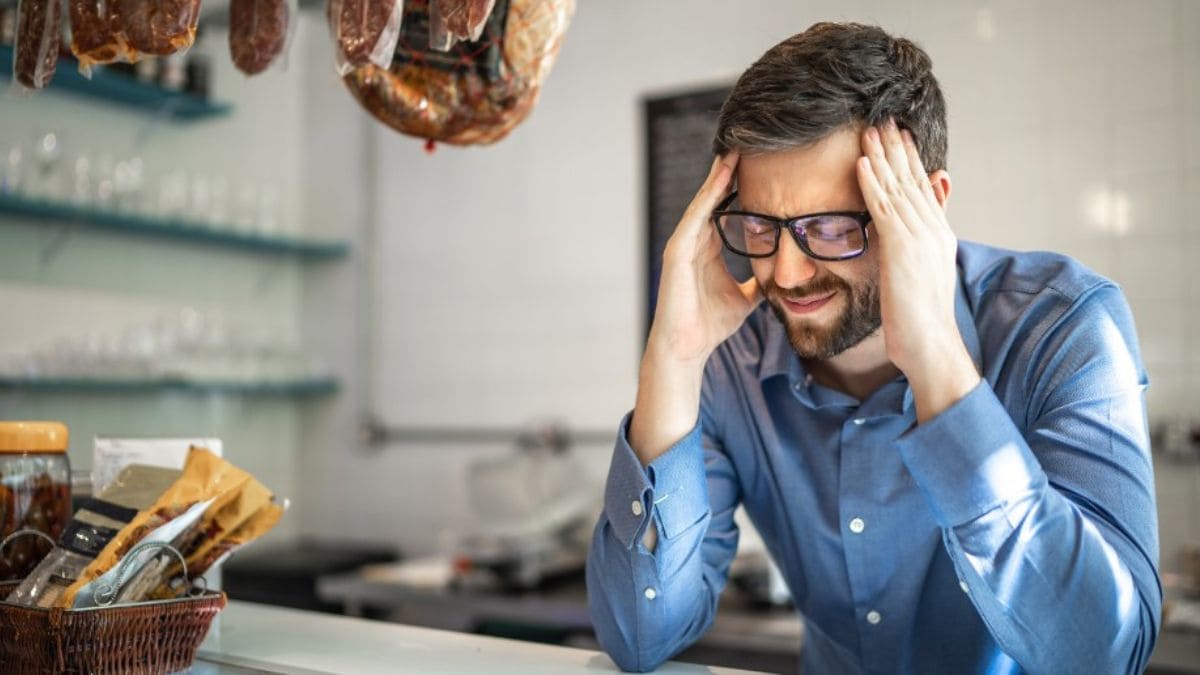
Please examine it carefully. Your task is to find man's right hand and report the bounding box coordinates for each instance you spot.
[631,152,762,465]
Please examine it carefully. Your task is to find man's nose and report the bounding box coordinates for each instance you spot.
[773,230,819,288]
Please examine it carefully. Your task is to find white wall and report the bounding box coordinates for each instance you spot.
[296,0,1200,570]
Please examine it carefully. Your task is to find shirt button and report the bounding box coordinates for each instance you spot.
[959,579,969,593]
[631,500,643,517]
[866,610,882,625]
[848,517,865,534]
[853,418,866,425]
[644,587,657,600]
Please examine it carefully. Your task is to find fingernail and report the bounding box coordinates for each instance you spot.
[887,118,898,131]
[867,127,879,143]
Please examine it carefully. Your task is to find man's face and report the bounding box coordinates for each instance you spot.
[736,126,881,360]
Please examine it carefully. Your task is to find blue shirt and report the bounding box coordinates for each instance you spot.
[586,241,1161,674]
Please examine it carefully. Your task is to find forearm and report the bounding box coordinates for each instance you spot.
[629,348,706,465]
[905,336,980,425]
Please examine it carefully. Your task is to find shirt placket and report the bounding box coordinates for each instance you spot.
[838,410,885,672]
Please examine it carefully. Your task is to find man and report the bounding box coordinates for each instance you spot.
[586,22,1161,675]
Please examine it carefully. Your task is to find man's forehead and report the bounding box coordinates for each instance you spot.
[735,130,866,215]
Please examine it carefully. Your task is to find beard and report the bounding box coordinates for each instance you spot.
[764,271,882,359]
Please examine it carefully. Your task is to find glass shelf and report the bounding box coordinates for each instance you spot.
[0,193,350,260]
[0,44,231,121]
[0,376,339,397]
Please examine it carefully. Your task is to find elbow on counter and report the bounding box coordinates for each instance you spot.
[586,520,677,673]
[1122,585,1163,675]
[585,570,676,673]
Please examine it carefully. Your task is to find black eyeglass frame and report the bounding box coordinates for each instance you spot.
[711,191,872,261]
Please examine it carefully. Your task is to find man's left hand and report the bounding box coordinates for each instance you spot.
[856,118,980,423]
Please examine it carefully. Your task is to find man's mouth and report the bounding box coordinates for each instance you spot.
[778,291,836,315]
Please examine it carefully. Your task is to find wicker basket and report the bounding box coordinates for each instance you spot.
[0,580,226,674]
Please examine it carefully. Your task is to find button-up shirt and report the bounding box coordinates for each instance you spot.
[586,241,1161,674]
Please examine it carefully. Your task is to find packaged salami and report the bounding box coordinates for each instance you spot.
[59,447,255,608]
[329,0,404,76]
[114,463,283,602]
[68,0,138,74]
[428,0,495,51]
[118,0,202,57]
[131,493,286,601]
[13,0,64,90]
[229,0,298,76]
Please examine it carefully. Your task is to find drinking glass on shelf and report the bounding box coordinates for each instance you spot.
[70,151,92,206]
[29,130,65,201]
[1,143,24,196]
[93,154,116,210]
[156,168,189,221]
[113,156,145,213]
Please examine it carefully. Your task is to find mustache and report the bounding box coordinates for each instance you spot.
[763,275,848,302]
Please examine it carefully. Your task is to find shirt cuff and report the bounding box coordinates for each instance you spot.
[603,412,709,548]
[895,381,1047,528]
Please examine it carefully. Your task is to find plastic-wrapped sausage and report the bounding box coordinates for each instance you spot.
[68,0,135,71]
[229,0,290,75]
[118,0,201,56]
[329,0,404,75]
[13,0,63,90]
[428,0,495,50]
[342,0,574,146]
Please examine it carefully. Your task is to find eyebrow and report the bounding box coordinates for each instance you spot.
[733,201,867,219]
[731,191,865,218]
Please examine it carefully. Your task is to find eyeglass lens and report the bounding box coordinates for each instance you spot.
[717,213,865,258]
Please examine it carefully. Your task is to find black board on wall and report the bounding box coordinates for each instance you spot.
[643,84,751,339]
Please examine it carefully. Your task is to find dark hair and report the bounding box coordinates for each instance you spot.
[713,22,948,171]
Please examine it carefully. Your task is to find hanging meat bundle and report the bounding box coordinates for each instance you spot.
[338,0,575,146]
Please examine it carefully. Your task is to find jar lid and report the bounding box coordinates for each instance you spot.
[0,421,69,453]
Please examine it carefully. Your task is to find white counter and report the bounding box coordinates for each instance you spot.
[196,600,767,674]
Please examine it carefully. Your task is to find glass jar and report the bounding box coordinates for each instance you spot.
[0,421,71,581]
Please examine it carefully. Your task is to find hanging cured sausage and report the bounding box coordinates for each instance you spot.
[229,0,290,75]
[118,0,202,57]
[13,0,63,89]
[68,0,137,71]
[330,0,404,74]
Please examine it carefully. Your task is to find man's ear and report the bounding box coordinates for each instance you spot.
[928,169,951,209]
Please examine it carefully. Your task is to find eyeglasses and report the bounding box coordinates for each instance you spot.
[712,191,871,260]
